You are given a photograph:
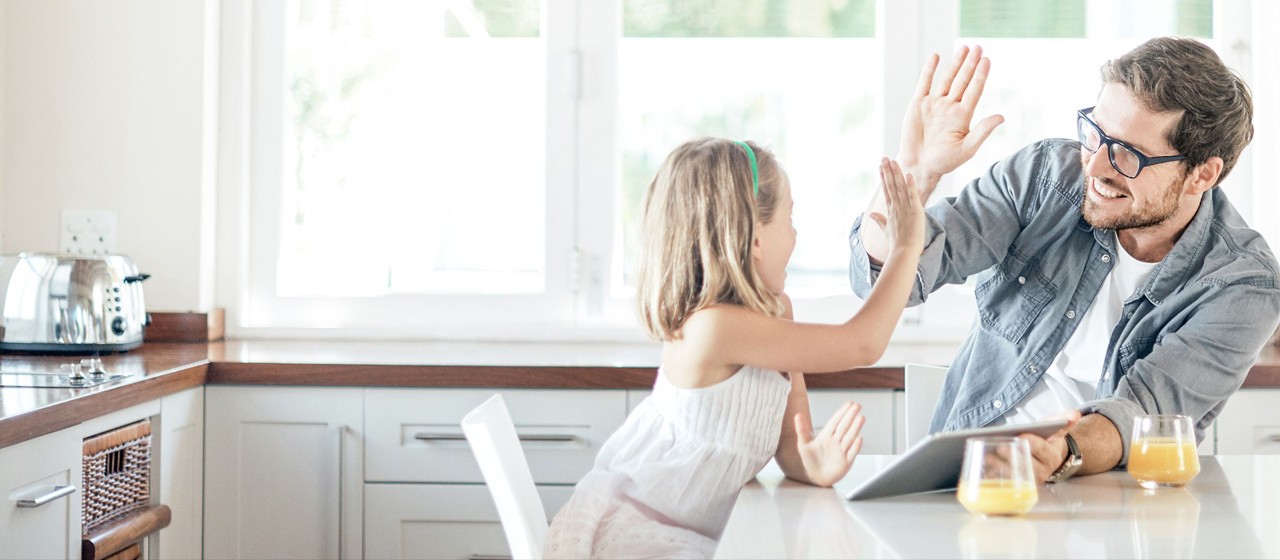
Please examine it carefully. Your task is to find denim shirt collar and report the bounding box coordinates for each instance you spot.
[1081,190,1217,307]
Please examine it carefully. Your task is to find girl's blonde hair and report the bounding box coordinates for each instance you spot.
[636,137,786,340]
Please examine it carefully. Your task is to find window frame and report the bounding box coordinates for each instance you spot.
[217,0,1263,342]
[218,0,586,340]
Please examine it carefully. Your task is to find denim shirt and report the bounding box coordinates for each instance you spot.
[849,139,1280,465]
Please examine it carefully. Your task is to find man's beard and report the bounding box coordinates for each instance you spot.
[1080,161,1183,230]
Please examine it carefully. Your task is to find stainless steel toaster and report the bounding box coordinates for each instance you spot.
[0,253,150,353]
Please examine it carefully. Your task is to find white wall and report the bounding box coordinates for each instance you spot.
[0,0,217,311]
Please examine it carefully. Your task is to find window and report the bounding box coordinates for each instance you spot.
[948,0,1219,199]
[219,0,1264,341]
[609,0,880,318]
[283,0,547,297]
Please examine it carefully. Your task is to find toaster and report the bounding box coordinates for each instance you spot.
[0,253,151,353]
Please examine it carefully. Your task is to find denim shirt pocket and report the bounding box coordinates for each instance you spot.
[974,251,1057,343]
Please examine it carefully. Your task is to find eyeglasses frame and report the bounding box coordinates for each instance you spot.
[1076,106,1185,179]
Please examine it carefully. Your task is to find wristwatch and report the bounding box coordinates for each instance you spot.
[1046,433,1083,483]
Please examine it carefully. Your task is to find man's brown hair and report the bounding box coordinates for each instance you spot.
[1102,37,1253,185]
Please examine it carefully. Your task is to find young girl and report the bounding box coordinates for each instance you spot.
[544,138,924,559]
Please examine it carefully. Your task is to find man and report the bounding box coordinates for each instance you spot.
[850,38,1280,482]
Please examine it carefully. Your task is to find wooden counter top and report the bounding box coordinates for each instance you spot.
[0,343,209,448]
[4,339,1280,449]
[204,339,930,390]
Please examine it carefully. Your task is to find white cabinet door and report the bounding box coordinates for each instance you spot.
[152,387,204,560]
[205,386,363,559]
[0,427,81,560]
[365,389,626,484]
[364,483,573,560]
[807,390,896,455]
[1216,389,1280,454]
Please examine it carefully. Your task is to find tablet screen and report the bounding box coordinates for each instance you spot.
[846,418,1068,501]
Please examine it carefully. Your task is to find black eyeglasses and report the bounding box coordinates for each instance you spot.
[1076,107,1184,179]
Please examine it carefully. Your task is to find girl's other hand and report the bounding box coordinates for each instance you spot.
[793,401,865,487]
[866,157,925,256]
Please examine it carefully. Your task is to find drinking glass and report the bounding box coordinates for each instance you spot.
[1128,414,1200,489]
[957,437,1038,516]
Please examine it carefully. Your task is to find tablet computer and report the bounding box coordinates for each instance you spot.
[846,418,1068,501]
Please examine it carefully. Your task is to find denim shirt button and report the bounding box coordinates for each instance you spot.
[1029,365,1039,374]
[1066,309,1076,319]
[1017,276,1026,284]
[993,399,1004,409]
[1101,254,1112,263]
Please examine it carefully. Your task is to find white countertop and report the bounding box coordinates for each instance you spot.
[717,455,1280,559]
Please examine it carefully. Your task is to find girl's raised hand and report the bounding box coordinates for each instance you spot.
[793,401,865,487]
[867,157,925,257]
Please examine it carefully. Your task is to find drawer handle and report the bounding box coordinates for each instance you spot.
[414,433,579,444]
[468,555,512,560]
[1269,434,1280,442]
[17,485,76,508]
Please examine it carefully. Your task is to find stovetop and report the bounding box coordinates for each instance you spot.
[0,358,141,388]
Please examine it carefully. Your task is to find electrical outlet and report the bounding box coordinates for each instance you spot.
[60,210,118,255]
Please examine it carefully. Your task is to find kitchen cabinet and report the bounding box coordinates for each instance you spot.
[0,425,81,560]
[364,483,574,560]
[0,400,163,560]
[152,387,204,559]
[0,395,203,560]
[1216,389,1280,454]
[808,390,897,454]
[363,388,626,559]
[204,386,363,560]
[626,388,897,454]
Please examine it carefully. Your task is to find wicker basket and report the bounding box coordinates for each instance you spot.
[82,419,152,534]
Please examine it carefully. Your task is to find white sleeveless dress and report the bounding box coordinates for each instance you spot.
[544,365,791,559]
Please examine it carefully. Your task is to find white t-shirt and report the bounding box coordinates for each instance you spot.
[998,234,1159,426]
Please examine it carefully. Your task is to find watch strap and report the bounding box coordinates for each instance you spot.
[1046,433,1083,484]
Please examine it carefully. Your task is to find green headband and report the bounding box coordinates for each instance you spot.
[734,140,759,197]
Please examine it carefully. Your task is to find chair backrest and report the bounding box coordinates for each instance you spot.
[461,394,548,560]
[904,363,948,448]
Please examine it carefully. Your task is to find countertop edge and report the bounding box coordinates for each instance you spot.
[0,361,209,449]
[7,340,1280,450]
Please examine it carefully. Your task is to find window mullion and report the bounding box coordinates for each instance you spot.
[572,0,620,324]
[547,0,581,316]
[879,0,960,328]
[1214,1,1257,225]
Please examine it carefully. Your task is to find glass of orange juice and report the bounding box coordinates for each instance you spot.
[957,437,1038,516]
[1128,414,1200,489]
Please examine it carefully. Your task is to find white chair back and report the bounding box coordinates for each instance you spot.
[905,363,948,448]
[462,394,548,560]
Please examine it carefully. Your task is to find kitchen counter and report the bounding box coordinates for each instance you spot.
[4,339,1280,449]
[0,344,209,448]
[716,454,1280,559]
[204,339,941,389]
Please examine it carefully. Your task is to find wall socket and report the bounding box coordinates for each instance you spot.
[60,210,118,255]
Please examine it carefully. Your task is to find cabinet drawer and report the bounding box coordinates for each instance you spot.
[622,389,895,455]
[365,389,627,483]
[0,428,81,560]
[364,483,573,560]
[1217,389,1280,454]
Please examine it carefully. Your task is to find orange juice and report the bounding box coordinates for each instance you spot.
[1128,437,1200,487]
[957,479,1038,516]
